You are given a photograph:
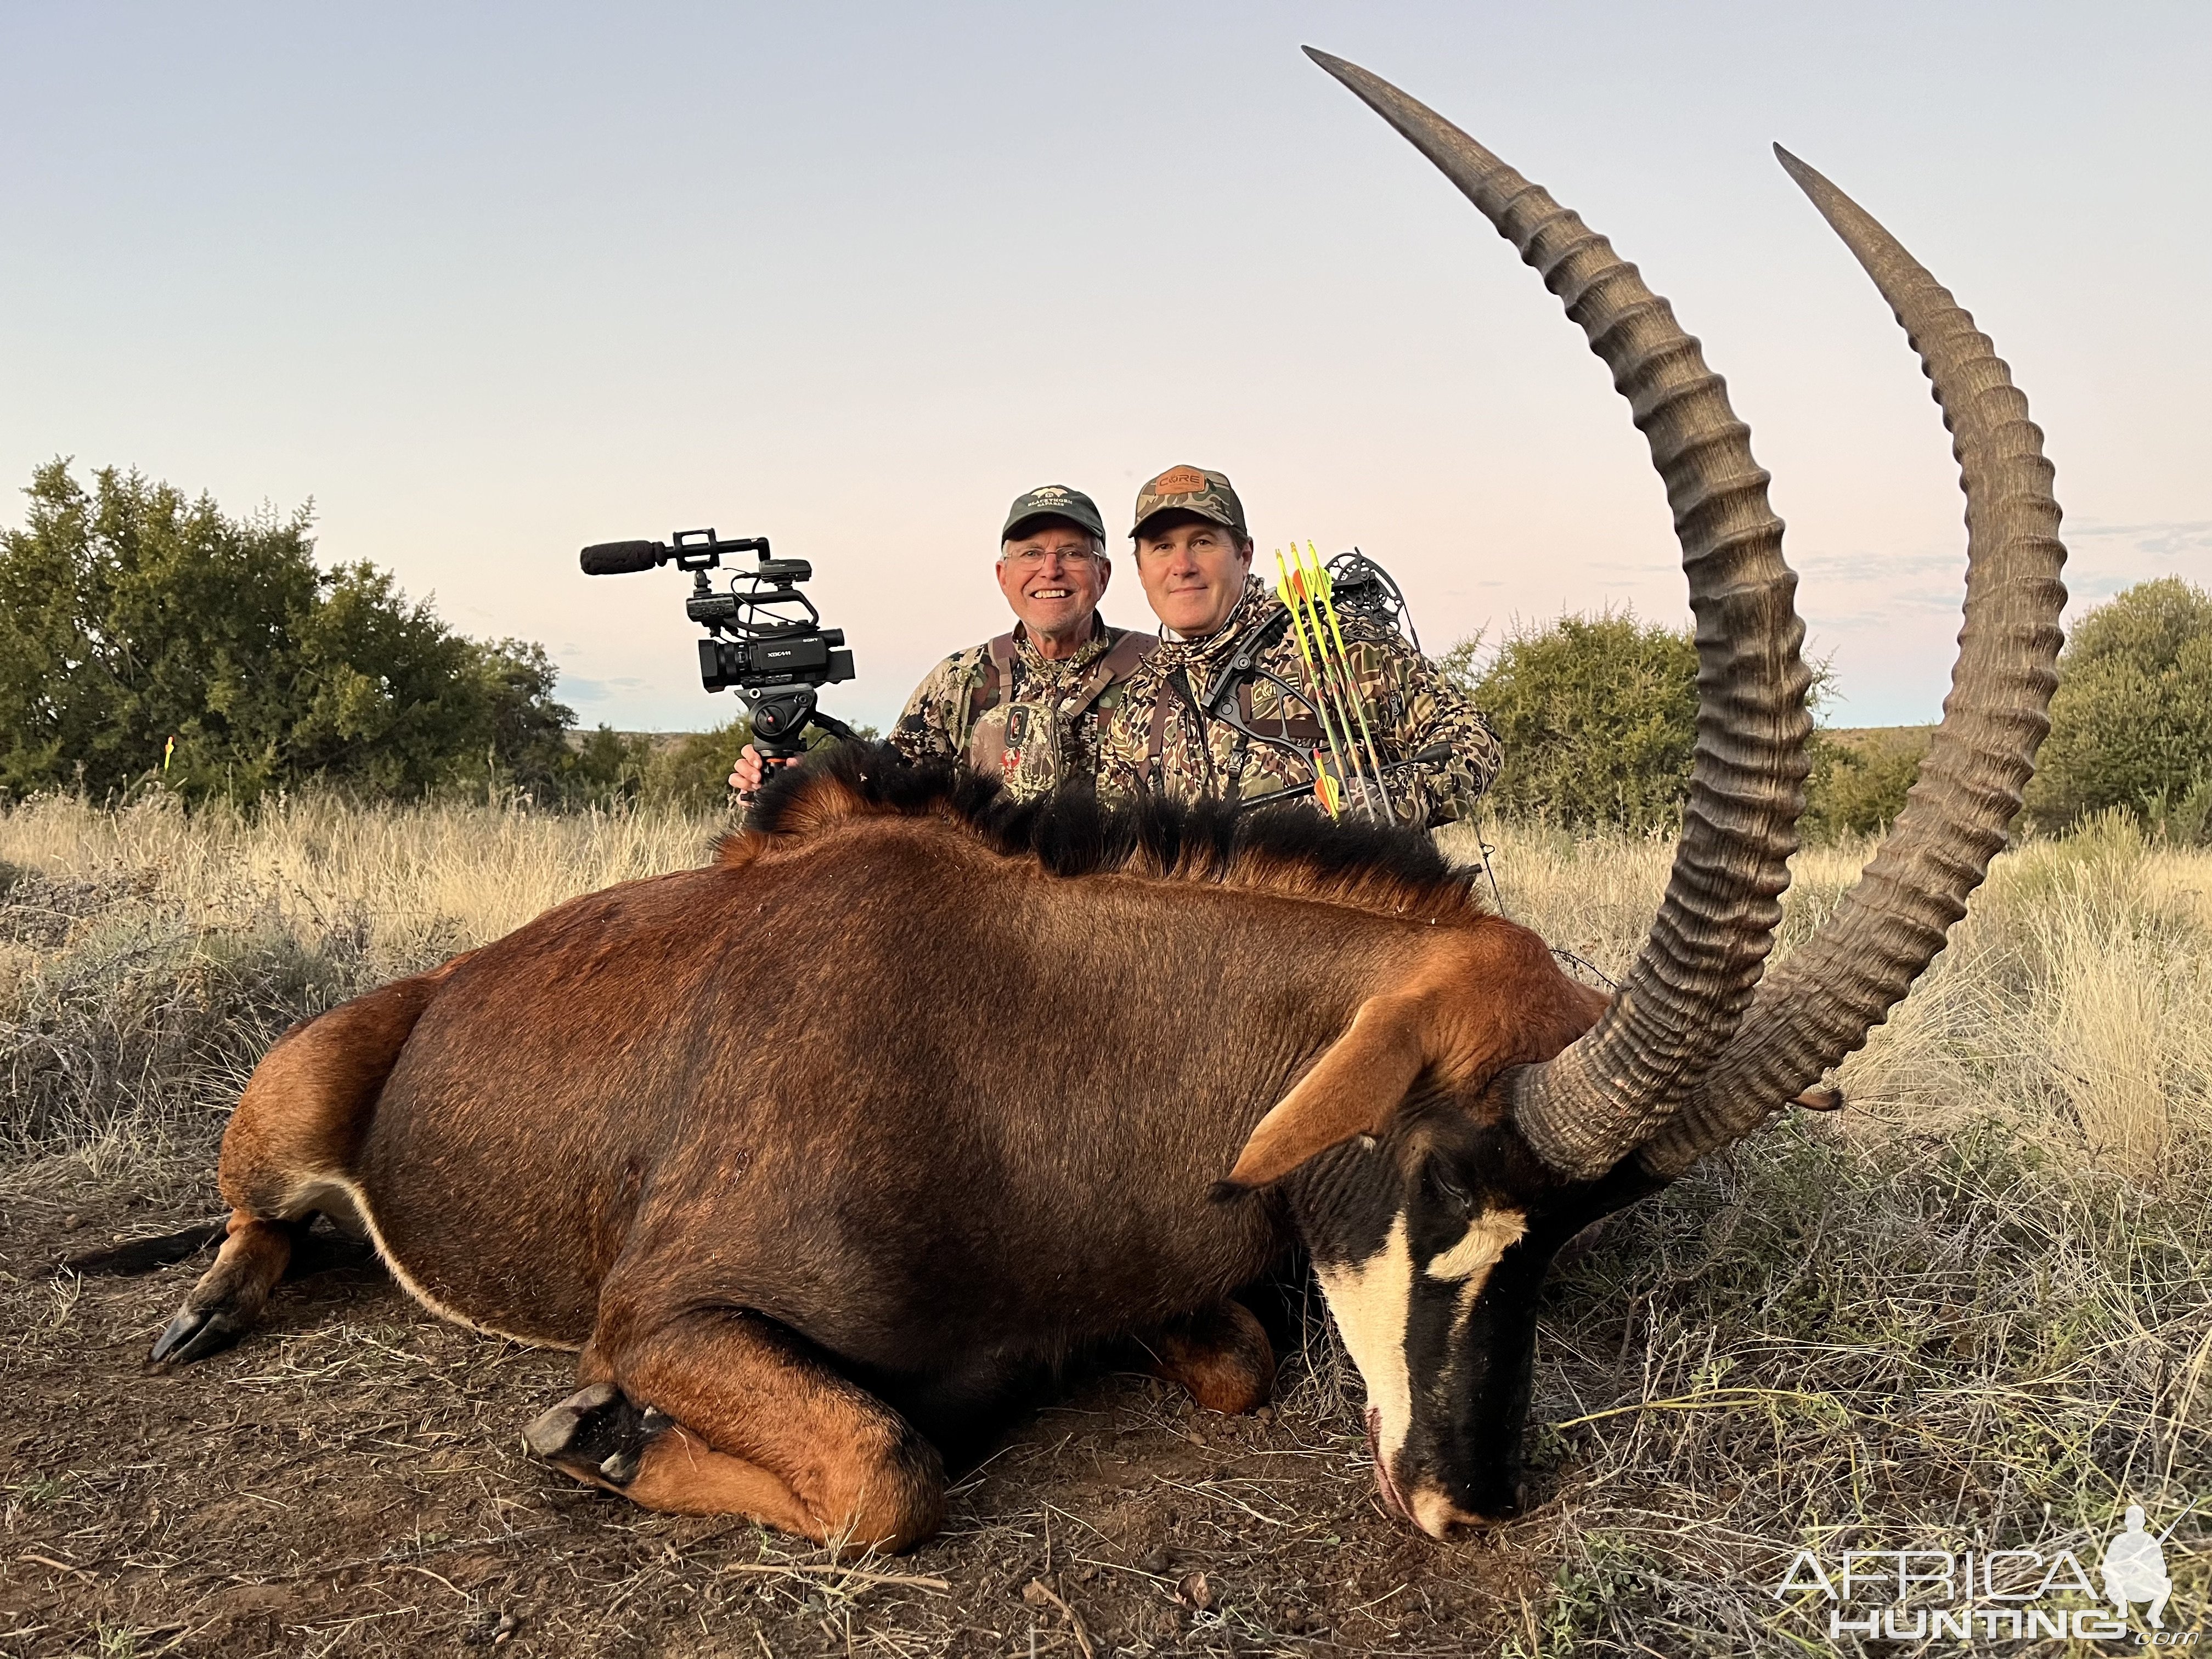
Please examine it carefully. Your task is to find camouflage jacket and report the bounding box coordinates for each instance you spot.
[1095,576,1502,827]
[889,618,1153,800]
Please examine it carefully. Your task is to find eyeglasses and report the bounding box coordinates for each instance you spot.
[1000,546,1105,569]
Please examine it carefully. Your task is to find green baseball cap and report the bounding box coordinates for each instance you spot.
[1001,484,1105,544]
[1130,464,1247,541]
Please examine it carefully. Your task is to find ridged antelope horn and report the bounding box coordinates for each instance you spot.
[1637,149,2067,1178]
[1304,48,1813,1181]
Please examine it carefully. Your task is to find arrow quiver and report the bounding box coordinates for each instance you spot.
[1192,549,1430,817]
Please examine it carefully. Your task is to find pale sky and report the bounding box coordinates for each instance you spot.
[3,2,2205,734]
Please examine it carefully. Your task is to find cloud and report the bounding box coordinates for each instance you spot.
[2068,572,2164,603]
[1787,546,1966,633]
[558,675,647,706]
[1807,594,1965,630]
[2066,519,2212,557]
[1790,548,1962,582]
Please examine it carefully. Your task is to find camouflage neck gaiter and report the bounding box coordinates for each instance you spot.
[1012,616,1110,691]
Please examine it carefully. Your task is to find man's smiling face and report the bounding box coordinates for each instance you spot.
[995,520,1110,641]
[1133,516,1252,637]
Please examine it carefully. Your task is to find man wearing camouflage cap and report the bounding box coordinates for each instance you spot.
[1096,464,1501,825]
[732,485,1152,799]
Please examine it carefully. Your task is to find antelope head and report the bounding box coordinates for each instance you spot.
[1218,48,2066,1538]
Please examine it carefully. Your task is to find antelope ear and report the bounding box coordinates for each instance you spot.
[1218,992,1435,1193]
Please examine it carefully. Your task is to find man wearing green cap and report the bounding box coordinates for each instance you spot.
[731,485,1153,799]
[1096,464,1501,825]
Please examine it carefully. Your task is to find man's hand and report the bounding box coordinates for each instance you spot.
[729,744,793,798]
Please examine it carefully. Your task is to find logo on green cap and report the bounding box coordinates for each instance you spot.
[1130,465,1246,539]
[1003,484,1105,543]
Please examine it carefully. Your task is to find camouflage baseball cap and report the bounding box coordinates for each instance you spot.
[1001,484,1105,544]
[1130,465,1246,541]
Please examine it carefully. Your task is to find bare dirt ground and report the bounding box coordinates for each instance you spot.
[8,1177,1542,1659]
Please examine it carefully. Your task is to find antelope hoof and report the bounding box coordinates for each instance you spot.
[523,1383,674,1489]
[149,1304,247,1368]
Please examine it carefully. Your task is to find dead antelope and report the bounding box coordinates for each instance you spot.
[150,50,2063,1550]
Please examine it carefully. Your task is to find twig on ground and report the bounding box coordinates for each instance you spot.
[723,1560,952,1594]
[391,1560,474,1600]
[1023,1578,1097,1659]
[1550,1387,1840,1430]
[211,1522,566,1587]
[16,1552,94,1582]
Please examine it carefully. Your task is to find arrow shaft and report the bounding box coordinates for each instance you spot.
[1275,554,1358,816]
[1299,546,1392,817]
[1289,581,1368,812]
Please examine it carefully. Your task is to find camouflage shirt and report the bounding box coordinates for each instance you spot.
[1095,576,1502,827]
[889,618,1149,800]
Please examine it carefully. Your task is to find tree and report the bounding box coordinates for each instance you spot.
[637,718,757,810]
[2025,577,2212,839]
[628,715,877,811]
[1802,726,1929,838]
[0,459,577,802]
[0,459,319,798]
[1446,608,1700,832]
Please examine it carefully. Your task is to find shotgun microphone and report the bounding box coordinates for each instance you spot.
[579,540,664,575]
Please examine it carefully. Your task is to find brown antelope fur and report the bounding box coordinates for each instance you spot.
[160,744,1606,1551]
[1142,1300,1279,1415]
[155,957,475,1362]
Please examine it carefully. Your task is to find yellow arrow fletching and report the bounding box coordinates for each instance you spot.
[1299,543,1390,817]
[1275,549,1358,807]
[1300,541,1333,602]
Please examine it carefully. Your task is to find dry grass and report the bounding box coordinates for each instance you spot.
[0,792,709,966]
[3,792,2208,1655]
[0,794,712,1174]
[1438,809,2212,1184]
[1440,809,2212,1652]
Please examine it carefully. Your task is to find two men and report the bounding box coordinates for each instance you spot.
[736,466,1499,826]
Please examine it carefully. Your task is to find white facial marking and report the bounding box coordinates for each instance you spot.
[1318,1209,1534,1491]
[1431,1208,1530,1353]
[1314,1214,1414,1467]
[1425,1210,1528,1286]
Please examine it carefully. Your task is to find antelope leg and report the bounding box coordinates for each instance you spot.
[535,1308,946,1553]
[1142,1300,1278,1415]
[150,1214,305,1365]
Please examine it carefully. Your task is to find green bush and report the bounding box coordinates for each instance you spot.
[639,719,756,810]
[1447,606,1939,839]
[623,716,884,811]
[1444,608,1700,832]
[560,725,660,806]
[2025,577,2212,839]
[0,459,581,804]
[1803,726,1930,838]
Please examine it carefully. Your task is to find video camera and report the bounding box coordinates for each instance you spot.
[579,529,859,758]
